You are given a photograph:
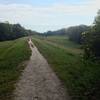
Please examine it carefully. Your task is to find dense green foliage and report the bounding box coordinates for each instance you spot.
[0,38,31,100]
[32,36,100,100]
[84,10,100,60]
[0,22,38,41]
[67,25,89,44]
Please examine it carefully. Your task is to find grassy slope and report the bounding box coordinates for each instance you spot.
[32,36,100,100]
[0,38,31,100]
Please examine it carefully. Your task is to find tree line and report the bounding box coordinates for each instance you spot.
[0,22,38,41]
[45,25,90,44]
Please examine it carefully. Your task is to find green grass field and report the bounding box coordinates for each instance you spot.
[35,35,82,54]
[0,35,100,100]
[32,36,100,100]
[0,38,31,100]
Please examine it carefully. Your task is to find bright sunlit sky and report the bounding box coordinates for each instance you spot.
[0,0,100,32]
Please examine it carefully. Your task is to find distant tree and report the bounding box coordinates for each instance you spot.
[44,29,66,36]
[68,25,89,44]
[45,25,89,44]
[0,23,12,40]
[0,22,39,41]
[12,24,27,38]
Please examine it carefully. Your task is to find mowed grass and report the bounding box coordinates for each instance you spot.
[0,38,31,100]
[45,35,80,48]
[35,35,82,54]
[32,36,100,100]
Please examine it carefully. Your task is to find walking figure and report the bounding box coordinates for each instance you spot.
[28,38,34,48]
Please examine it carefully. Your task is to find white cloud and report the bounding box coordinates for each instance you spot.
[0,0,99,31]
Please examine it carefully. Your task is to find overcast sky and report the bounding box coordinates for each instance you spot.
[0,0,99,32]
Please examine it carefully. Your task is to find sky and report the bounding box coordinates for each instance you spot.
[0,0,99,32]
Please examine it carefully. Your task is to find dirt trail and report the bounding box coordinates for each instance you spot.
[14,39,70,100]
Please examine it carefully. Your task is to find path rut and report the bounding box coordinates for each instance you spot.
[14,39,70,100]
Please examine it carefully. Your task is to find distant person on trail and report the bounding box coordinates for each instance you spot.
[28,38,34,48]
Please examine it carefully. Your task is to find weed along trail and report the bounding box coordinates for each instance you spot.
[14,38,69,100]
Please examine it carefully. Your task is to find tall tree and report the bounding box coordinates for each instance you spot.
[84,10,100,60]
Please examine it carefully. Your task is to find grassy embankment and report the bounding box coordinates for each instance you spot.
[32,36,100,100]
[0,38,31,100]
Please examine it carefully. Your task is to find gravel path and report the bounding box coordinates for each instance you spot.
[14,39,70,100]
